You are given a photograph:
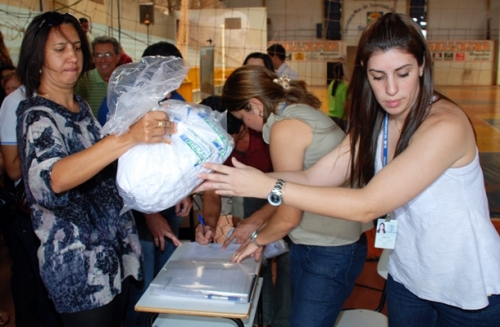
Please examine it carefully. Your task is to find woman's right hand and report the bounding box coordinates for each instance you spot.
[195,223,216,245]
[197,157,275,199]
[128,111,177,144]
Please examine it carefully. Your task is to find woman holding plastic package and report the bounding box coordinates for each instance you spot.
[15,12,174,327]
[214,65,369,327]
[200,13,500,326]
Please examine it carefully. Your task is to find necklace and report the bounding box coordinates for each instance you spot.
[394,119,403,133]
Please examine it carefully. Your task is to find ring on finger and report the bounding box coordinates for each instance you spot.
[157,120,165,128]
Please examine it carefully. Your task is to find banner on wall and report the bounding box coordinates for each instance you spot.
[200,46,214,99]
[428,41,493,62]
[267,41,343,62]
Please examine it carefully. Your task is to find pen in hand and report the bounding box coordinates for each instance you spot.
[198,213,206,234]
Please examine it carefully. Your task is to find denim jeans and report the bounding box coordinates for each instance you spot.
[289,234,367,327]
[124,207,182,327]
[386,274,500,327]
[272,251,292,327]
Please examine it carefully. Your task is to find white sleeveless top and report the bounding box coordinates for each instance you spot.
[375,131,500,309]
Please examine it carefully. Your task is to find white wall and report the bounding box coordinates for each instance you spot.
[427,0,489,40]
[266,0,323,41]
[0,0,177,62]
[176,7,267,69]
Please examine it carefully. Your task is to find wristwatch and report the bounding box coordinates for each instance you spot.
[249,231,262,247]
[267,179,285,206]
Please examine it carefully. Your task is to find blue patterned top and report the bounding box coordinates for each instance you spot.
[16,96,142,313]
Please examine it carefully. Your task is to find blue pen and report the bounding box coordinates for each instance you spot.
[198,213,206,233]
[206,294,241,301]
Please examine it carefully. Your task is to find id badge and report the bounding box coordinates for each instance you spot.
[374,218,398,249]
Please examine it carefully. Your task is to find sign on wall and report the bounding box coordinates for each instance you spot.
[428,41,493,62]
[269,41,343,62]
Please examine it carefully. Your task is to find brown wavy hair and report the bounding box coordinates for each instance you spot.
[347,13,437,188]
[221,65,321,121]
[0,31,14,68]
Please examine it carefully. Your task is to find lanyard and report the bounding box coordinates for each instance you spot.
[382,113,392,221]
[382,113,389,167]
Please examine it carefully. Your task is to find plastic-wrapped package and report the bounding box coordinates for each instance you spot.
[102,56,233,213]
[117,100,233,213]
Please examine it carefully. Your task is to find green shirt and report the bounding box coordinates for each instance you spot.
[75,69,107,118]
[327,80,348,119]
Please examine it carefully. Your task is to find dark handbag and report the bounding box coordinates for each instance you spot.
[0,185,18,227]
[13,179,30,215]
[1,176,30,219]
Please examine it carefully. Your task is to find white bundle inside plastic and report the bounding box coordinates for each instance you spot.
[101,56,233,213]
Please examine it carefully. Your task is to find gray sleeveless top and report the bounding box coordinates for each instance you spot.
[263,104,369,246]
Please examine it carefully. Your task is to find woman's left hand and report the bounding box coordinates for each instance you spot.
[231,240,264,263]
[197,157,275,198]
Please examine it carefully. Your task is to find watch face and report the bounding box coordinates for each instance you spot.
[268,193,282,206]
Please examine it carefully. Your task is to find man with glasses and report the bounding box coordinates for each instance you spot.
[75,36,122,117]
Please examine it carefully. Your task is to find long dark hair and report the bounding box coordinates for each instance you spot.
[347,13,435,188]
[221,65,321,121]
[17,12,92,97]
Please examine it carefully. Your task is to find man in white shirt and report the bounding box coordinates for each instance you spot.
[267,43,299,80]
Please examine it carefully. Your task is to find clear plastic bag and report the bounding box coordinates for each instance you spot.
[101,56,190,137]
[102,56,233,213]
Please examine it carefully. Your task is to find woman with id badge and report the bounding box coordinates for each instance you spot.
[217,65,369,327]
[199,13,500,327]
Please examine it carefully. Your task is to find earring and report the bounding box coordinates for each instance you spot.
[259,111,263,117]
[39,69,42,74]
[419,71,423,77]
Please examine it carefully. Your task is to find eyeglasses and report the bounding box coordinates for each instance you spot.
[94,52,114,59]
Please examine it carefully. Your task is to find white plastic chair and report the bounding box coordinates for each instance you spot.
[333,249,391,326]
[334,309,388,327]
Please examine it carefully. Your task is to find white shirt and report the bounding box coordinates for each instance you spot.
[277,62,299,80]
[0,86,27,145]
[375,130,500,309]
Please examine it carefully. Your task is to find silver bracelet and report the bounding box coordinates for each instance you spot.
[249,230,262,247]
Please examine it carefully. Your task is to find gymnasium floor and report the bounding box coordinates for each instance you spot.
[1,85,500,326]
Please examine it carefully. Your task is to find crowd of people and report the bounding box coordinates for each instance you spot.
[0,9,499,327]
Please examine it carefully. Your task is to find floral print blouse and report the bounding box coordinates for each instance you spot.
[16,96,142,313]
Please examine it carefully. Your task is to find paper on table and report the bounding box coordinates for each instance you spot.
[149,242,260,302]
